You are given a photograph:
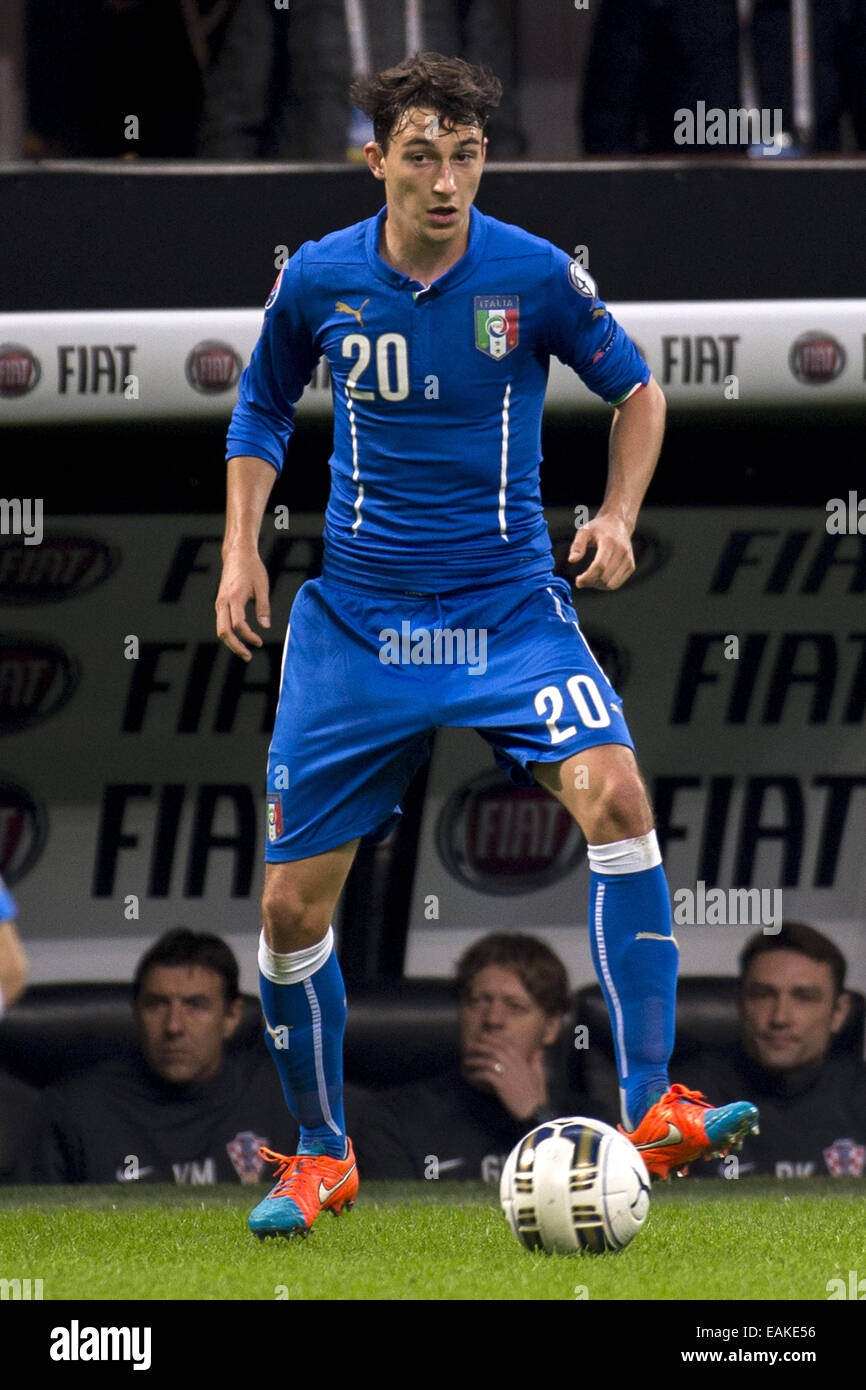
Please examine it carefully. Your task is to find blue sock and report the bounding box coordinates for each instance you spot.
[258,926,347,1159]
[587,831,678,1131]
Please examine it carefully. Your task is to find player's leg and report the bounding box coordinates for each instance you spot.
[532,745,758,1177]
[428,573,678,1135]
[250,578,434,1234]
[250,846,360,1238]
[259,846,358,1154]
[446,574,757,1176]
[531,744,674,1130]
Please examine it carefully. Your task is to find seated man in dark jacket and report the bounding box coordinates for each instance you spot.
[356,932,608,1184]
[31,929,298,1184]
[689,921,866,1179]
[30,928,368,1186]
[0,1071,40,1183]
[0,872,40,1182]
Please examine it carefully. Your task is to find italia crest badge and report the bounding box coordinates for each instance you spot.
[267,793,283,843]
[474,295,519,359]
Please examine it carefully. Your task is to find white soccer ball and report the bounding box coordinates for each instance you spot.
[500,1116,651,1254]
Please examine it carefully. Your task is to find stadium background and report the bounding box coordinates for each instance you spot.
[1,3,865,1015]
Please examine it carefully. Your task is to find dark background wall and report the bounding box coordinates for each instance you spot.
[3,161,865,310]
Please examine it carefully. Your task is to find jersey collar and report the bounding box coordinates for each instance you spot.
[365,203,488,295]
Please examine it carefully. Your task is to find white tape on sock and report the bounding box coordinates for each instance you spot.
[258,925,334,986]
[587,829,662,875]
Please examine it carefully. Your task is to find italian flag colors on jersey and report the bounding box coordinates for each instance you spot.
[474,295,520,358]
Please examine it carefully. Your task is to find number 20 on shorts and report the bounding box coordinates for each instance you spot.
[535,675,611,743]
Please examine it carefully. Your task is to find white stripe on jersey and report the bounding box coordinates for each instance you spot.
[278,621,291,691]
[345,387,364,532]
[575,623,613,688]
[546,585,613,689]
[546,584,577,629]
[498,383,512,540]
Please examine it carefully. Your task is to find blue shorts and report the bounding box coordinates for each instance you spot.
[265,574,635,861]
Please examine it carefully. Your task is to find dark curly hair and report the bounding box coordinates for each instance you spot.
[350,51,502,152]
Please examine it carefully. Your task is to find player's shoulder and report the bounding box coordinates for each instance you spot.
[295,214,373,270]
[264,215,373,312]
[262,215,374,315]
[475,210,597,295]
[476,209,558,266]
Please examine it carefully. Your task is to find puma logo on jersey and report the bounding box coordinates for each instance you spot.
[336,298,370,327]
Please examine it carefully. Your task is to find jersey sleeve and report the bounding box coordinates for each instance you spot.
[542,245,650,406]
[225,246,319,475]
[0,873,16,922]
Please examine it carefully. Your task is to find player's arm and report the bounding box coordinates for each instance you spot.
[0,875,26,1015]
[571,375,666,590]
[216,249,318,659]
[216,456,278,661]
[544,248,666,590]
[0,920,27,1014]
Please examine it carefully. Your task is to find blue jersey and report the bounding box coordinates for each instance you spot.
[227,203,650,592]
[0,873,16,921]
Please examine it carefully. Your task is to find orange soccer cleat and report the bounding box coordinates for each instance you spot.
[619,1084,759,1180]
[248,1140,358,1238]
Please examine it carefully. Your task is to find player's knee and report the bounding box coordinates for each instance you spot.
[590,773,653,842]
[260,886,331,954]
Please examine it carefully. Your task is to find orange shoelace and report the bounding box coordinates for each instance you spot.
[666,1084,712,1109]
[258,1147,316,1201]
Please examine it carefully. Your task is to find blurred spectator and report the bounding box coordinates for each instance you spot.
[0,873,27,1017]
[1,0,26,159]
[31,928,323,1184]
[689,922,866,1178]
[198,0,524,160]
[0,1070,38,1183]
[581,0,866,155]
[355,932,605,1183]
[25,0,235,158]
[0,873,37,1182]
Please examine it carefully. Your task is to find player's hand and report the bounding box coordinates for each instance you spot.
[569,515,635,591]
[215,548,271,661]
[462,1040,548,1122]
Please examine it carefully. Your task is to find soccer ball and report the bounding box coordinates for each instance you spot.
[500,1116,651,1254]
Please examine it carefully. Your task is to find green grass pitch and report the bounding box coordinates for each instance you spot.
[1,1178,863,1302]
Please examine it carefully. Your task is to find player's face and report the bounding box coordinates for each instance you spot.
[135,963,242,1085]
[739,950,849,1071]
[459,964,559,1088]
[367,108,486,250]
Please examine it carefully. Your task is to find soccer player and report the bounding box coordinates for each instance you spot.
[0,872,27,1019]
[215,52,759,1236]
